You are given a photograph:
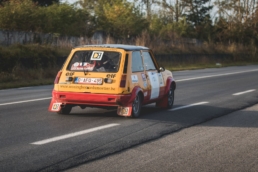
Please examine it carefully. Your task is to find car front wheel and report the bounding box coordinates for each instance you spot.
[167,85,175,109]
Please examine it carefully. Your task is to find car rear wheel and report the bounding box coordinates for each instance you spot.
[57,105,72,115]
[132,94,142,118]
[167,85,175,109]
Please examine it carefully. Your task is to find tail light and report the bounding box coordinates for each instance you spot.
[120,75,126,87]
[54,71,62,84]
[104,78,113,83]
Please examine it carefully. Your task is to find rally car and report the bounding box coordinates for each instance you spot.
[48,44,176,117]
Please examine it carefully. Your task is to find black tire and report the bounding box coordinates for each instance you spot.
[131,94,142,118]
[167,85,175,109]
[57,105,72,115]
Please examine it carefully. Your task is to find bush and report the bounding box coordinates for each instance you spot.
[0,44,68,73]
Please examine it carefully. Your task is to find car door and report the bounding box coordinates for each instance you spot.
[130,51,148,94]
[141,51,165,100]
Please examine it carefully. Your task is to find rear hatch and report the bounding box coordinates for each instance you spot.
[56,48,127,94]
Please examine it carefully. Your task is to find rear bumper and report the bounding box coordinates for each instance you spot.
[48,90,132,111]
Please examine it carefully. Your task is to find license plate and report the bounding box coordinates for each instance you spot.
[74,77,102,85]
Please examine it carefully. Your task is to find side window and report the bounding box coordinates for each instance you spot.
[142,51,156,70]
[131,51,144,72]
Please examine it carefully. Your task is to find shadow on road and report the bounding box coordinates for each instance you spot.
[64,101,258,129]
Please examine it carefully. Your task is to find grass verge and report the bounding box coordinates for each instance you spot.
[0,44,257,89]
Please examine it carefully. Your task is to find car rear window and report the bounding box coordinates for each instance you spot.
[67,51,121,72]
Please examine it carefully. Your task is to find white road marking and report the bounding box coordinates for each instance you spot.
[31,123,120,145]
[233,89,256,96]
[176,69,258,82]
[170,102,209,111]
[0,97,52,106]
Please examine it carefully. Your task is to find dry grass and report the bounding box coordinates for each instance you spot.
[0,66,60,89]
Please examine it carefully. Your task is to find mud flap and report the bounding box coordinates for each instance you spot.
[117,105,132,117]
[48,98,62,112]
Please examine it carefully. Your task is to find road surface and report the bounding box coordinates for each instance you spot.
[0,65,257,171]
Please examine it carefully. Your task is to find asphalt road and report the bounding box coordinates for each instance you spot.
[0,65,258,172]
[68,104,258,172]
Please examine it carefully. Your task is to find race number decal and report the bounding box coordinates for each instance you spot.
[90,51,104,61]
[148,72,160,99]
[117,106,130,116]
[51,103,61,111]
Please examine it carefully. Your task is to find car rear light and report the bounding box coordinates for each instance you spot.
[104,78,113,83]
[54,71,62,84]
[120,75,126,87]
[66,77,73,81]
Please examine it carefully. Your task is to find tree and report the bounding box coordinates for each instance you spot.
[0,0,8,4]
[95,0,149,39]
[0,0,59,6]
[214,0,257,23]
[0,0,39,31]
[179,0,213,40]
[0,0,94,36]
[181,0,213,27]
[39,3,93,36]
[79,0,101,12]
[33,0,59,6]
[159,0,185,23]
[213,0,258,44]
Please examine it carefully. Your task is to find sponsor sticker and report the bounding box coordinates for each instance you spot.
[158,73,164,86]
[148,72,160,99]
[65,72,74,76]
[106,74,116,78]
[90,51,104,61]
[71,62,95,71]
[143,81,147,88]
[131,75,138,83]
[141,73,147,81]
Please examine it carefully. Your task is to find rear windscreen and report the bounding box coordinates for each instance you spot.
[67,51,121,72]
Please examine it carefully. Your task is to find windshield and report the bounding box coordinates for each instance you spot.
[67,51,121,72]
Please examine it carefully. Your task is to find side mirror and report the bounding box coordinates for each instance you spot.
[159,66,165,72]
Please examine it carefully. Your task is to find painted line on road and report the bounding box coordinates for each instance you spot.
[170,102,209,111]
[176,69,258,82]
[0,97,52,106]
[233,89,256,96]
[31,123,120,145]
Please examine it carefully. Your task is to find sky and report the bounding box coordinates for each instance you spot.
[60,0,78,4]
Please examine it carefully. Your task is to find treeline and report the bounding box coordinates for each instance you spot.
[0,0,92,37]
[1,0,258,46]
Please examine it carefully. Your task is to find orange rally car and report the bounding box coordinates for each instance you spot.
[48,44,176,117]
